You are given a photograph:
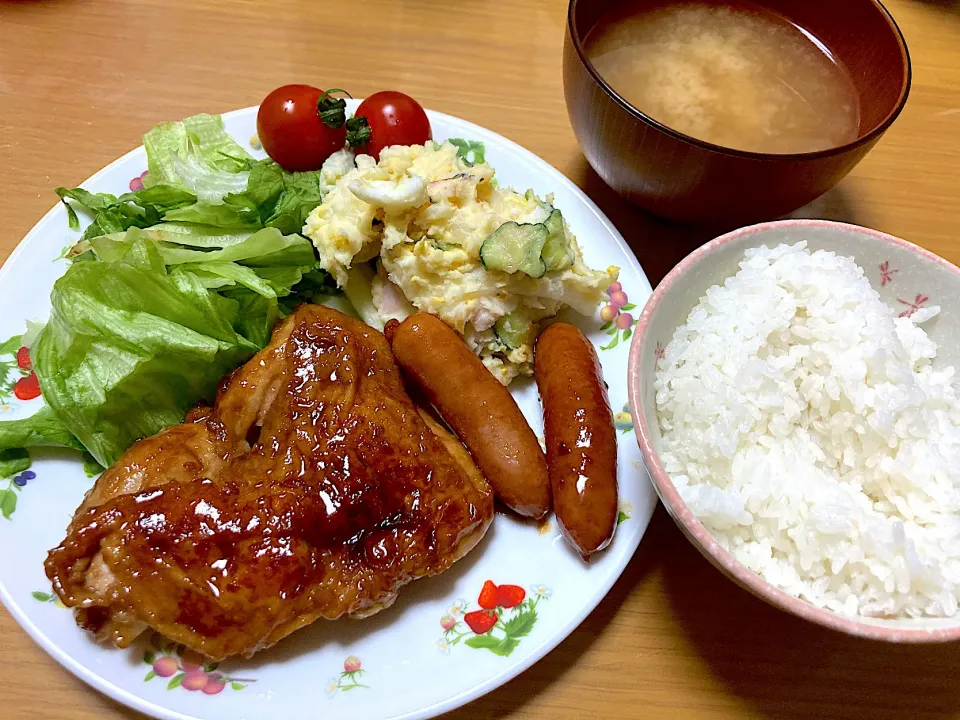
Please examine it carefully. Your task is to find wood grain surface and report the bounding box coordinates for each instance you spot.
[2,1,960,718]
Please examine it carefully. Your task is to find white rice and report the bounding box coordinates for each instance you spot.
[655,242,960,618]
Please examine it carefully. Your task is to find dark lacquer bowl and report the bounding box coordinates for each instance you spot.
[564,0,911,226]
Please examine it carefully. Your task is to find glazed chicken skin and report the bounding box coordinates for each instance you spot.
[45,305,493,661]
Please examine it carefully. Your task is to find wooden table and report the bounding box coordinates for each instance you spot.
[2,1,959,718]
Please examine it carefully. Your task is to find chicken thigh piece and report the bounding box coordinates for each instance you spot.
[46,305,493,660]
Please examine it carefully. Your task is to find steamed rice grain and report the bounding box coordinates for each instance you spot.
[655,242,960,618]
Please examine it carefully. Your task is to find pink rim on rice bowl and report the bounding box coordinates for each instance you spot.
[627,218,960,642]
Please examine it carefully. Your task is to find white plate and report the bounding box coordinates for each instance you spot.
[0,103,655,720]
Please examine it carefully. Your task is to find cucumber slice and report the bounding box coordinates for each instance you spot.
[494,314,534,350]
[430,239,458,252]
[541,209,575,272]
[479,221,547,278]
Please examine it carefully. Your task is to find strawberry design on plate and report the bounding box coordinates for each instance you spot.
[437,581,552,657]
[0,335,41,404]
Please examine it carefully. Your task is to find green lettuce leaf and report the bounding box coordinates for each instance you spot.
[143,113,253,189]
[0,448,31,478]
[60,118,324,247]
[154,226,315,268]
[220,289,277,348]
[20,112,341,468]
[30,236,260,467]
[133,222,254,249]
[161,201,261,229]
[56,185,198,242]
[5,226,323,467]
[0,406,84,451]
[222,160,325,236]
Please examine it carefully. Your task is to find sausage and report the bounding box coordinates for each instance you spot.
[535,322,618,560]
[385,313,551,518]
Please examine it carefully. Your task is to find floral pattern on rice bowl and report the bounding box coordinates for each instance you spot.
[879,261,899,286]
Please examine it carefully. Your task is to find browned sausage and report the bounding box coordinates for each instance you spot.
[535,322,617,559]
[385,313,551,518]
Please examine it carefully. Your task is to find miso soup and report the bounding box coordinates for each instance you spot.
[585,2,860,154]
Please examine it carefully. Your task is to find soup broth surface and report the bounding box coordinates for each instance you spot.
[586,2,860,154]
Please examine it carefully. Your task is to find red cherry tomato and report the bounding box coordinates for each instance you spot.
[14,372,41,401]
[16,346,31,369]
[354,91,432,160]
[256,84,346,172]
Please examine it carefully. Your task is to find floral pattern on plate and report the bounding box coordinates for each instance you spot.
[325,656,369,696]
[600,282,638,350]
[614,403,633,434]
[0,336,41,405]
[129,170,149,192]
[438,581,551,657]
[32,589,65,607]
[142,634,255,694]
[0,335,41,520]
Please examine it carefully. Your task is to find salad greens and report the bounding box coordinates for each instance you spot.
[17,226,326,467]
[57,113,325,242]
[32,233,269,466]
[3,113,338,468]
[56,185,198,241]
[0,112,489,475]
[144,113,253,193]
[164,160,324,236]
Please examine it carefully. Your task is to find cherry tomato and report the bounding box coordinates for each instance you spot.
[256,84,346,172]
[354,91,432,160]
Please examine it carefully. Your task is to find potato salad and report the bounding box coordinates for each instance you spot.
[303,141,618,384]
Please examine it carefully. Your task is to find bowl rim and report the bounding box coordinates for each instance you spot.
[567,0,913,162]
[627,218,960,642]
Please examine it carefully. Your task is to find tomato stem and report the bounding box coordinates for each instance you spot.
[346,116,371,149]
[316,88,352,128]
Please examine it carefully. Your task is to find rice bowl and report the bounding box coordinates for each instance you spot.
[629,219,960,641]
[655,242,960,619]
